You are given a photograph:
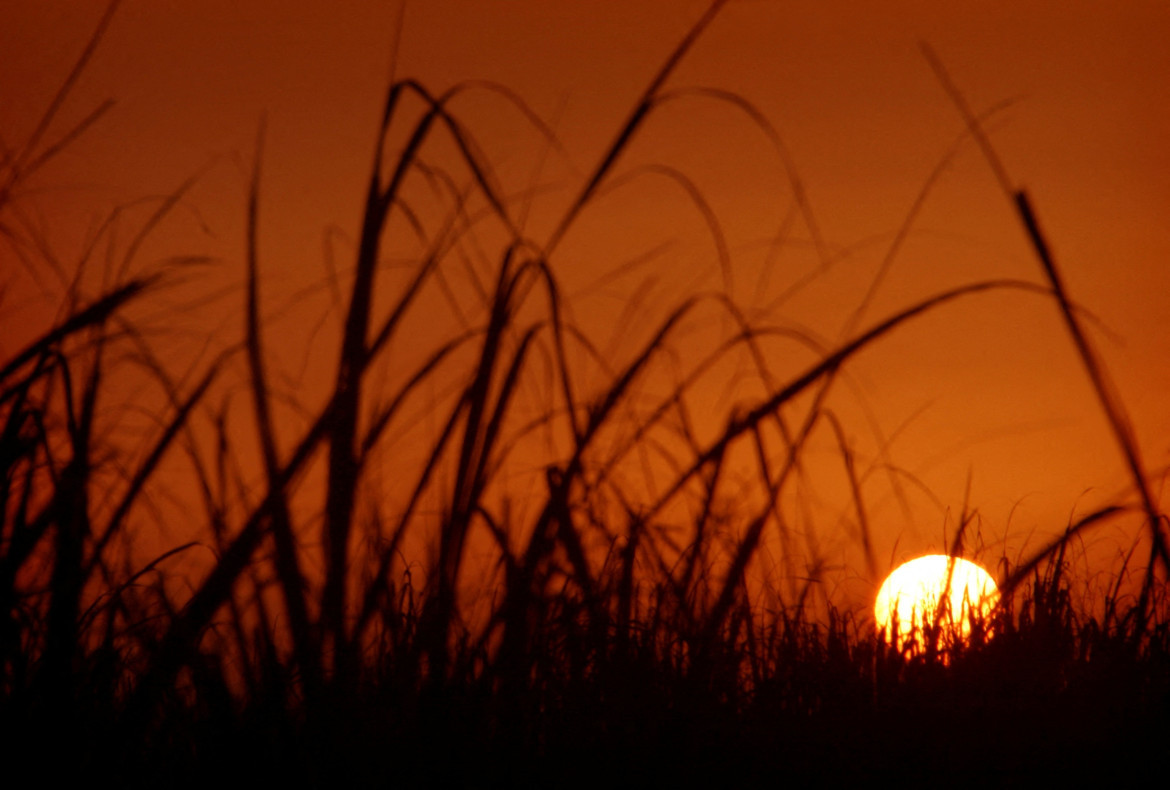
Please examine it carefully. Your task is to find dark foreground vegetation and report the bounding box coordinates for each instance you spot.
[4,2,1168,785]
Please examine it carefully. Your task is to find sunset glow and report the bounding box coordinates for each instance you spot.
[3,2,1168,781]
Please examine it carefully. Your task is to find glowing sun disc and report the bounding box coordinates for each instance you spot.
[874,555,999,652]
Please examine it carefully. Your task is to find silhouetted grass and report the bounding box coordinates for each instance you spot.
[3,1,1168,785]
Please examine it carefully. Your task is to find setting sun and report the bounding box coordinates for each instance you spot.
[874,555,999,653]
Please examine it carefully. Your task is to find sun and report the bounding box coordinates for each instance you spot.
[874,554,999,654]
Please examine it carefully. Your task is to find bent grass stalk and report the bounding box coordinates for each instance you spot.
[920,43,1170,613]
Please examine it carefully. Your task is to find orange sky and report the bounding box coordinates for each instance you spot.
[3,1,1168,609]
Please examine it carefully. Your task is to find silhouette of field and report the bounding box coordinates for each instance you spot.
[3,2,1167,784]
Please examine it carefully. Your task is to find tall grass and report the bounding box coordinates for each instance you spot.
[3,1,1167,783]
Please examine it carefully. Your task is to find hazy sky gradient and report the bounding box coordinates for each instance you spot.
[3,1,1167,597]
